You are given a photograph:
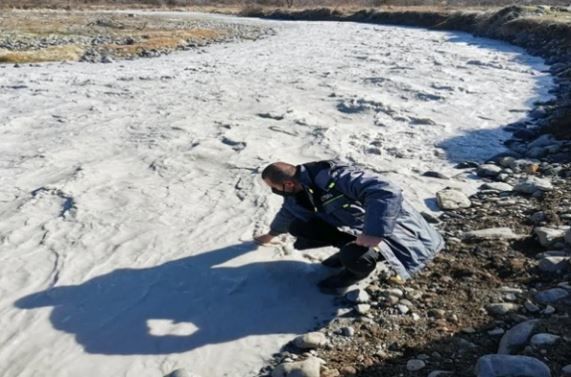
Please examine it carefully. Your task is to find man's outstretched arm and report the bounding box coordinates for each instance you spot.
[255,206,296,244]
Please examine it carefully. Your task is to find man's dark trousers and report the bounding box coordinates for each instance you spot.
[288,218,381,279]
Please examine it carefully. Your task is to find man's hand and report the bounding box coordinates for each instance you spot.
[254,233,275,245]
[355,234,383,248]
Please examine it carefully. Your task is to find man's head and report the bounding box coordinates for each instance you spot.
[261,162,303,196]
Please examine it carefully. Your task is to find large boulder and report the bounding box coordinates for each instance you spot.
[497,319,539,354]
[475,355,551,377]
[534,226,569,247]
[538,257,571,273]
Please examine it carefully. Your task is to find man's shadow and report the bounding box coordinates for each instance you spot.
[15,242,336,355]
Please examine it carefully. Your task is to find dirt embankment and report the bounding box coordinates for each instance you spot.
[241,5,571,141]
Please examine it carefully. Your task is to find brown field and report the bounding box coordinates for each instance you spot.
[0,10,230,63]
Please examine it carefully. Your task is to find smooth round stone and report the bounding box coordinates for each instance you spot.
[475,354,550,377]
[341,327,355,337]
[477,164,502,177]
[407,359,426,371]
[396,304,410,314]
[486,303,519,316]
[356,304,371,315]
[293,332,328,349]
[488,328,505,336]
[498,319,539,354]
[530,333,560,348]
[535,288,569,304]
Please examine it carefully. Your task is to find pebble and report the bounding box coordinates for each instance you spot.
[101,55,114,64]
[488,328,505,336]
[530,333,560,347]
[428,371,453,377]
[498,156,516,168]
[455,161,479,169]
[524,301,540,313]
[428,309,446,319]
[542,305,556,315]
[398,299,414,308]
[293,332,328,350]
[423,171,449,179]
[475,354,551,377]
[562,364,571,376]
[339,366,357,375]
[565,228,571,245]
[406,359,426,372]
[383,288,404,298]
[341,327,355,337]
[321,368,340,377]
[345,289,370,304]
[486,303,519,316]
[503,293,517,302]
[356,304,371,315]
[396,304,410,314]
[529,211,546,224]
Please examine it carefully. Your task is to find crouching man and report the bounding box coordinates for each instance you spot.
[255,160,445,290]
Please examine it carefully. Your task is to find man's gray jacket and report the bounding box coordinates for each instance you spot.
[269,160,445,279]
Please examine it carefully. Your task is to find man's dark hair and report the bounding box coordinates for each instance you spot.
[261,162,297,184]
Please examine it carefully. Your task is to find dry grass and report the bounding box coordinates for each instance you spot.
[0,44,84,63]
[103,28,222,56]
[0,11,229,63]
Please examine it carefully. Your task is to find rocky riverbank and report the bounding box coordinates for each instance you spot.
[0,10,272,64]
[227,5,571,377]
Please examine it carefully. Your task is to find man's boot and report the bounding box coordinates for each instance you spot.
[317,269,362,292]
[293,237,330,250]
[321,253,343,268]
